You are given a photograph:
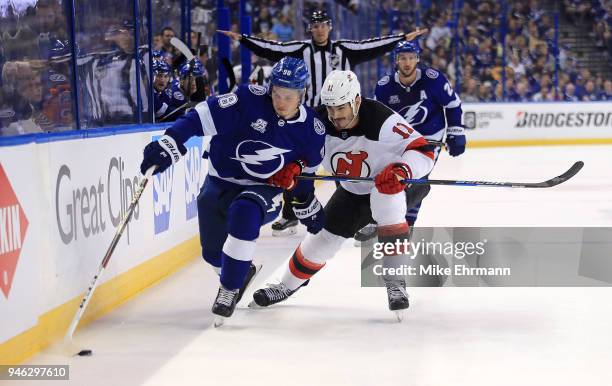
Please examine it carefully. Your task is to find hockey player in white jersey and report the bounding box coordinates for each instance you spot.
[353,40,466,243]
[252,70,435,316]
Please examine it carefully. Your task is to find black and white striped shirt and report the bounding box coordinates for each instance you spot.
[239,34,405,107]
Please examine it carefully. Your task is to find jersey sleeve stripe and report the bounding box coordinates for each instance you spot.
[444,96,462,109]
[242,35,307,52]
[337,34,403,50]
[195,101,218,136]
[404,136,435,161]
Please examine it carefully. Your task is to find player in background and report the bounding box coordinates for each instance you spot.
[140,57,326,326]
[178,59,211,103]
[152,59,175,120]
[251,70,435,317]
[219,11,427,237]
[353,40,466,243]
[154,59,211,122]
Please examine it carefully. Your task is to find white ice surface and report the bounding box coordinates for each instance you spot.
[13,146,612,386]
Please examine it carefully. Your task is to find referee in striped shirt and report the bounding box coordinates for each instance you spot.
[218,10,427,235]
[219,11,426,108]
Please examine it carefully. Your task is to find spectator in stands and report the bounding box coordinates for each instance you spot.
[1,60,52,134]
[462,78,479,102]
[271,14,294,42]
[599,79,612,100]
[153,33,163,51]
[563,83,580,101]
[582,80,599,101]
[477,81,493,101]
[512,79,531,102]
[254,7,274,35]
[426,16,451,50]
[508,53,526,77]
[160,26,176,57]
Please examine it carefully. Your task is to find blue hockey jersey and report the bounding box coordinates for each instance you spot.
[374,68,463,139]
[167,83,326,188]
[154,80,187,119]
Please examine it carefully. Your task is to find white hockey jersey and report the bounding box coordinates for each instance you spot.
[316,99,435,195]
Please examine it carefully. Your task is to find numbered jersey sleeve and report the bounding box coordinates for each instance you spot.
[165,87,246,144]
[379,113,435,179]
[426,68,463,128]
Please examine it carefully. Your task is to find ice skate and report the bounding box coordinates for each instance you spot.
[353,223,377,246]
[249,280,309,308]
[385,279,409,322]
[236,263,262,304]
[271,218,298,237]
[212,285,239,327]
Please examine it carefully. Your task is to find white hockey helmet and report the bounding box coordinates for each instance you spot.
[320,70,361,116]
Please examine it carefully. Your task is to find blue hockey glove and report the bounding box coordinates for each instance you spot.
[140,135,187,175]
[292,193,324,234]
[445,126,466,157]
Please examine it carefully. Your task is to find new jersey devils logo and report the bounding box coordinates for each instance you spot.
[332,151,370,177]
[231,140,291,179]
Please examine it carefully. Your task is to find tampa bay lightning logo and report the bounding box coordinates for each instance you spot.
[231,140,291,179]
[399,100,428,126]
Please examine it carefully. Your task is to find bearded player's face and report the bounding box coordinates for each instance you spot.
[396,52,419,78]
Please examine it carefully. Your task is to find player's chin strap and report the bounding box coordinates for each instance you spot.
[297,161,584,189]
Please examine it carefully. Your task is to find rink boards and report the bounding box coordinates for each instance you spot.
[1,101,612,364]
[0,127,209,364]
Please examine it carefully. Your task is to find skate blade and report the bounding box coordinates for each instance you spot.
[213,315,226,328]
[394,310,405,322]
[248,300,264,308]
[272,227,297,237]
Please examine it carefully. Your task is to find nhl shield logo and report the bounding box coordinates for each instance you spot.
[250,119,268,133]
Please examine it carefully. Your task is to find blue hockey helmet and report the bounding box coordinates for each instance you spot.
[151,49,163,60]
[394,40,421,58]
[153,59,171,75]
[180,59,204,78]
[270,57,309,90]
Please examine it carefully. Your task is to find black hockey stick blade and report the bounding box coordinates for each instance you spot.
[221,58,237,91]
[529,160,584,188]
[297,161,584,188]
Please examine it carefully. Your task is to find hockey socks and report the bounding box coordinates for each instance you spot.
[282,246,325,291]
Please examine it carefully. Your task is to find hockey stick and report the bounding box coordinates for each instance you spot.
[170,37,196,103]
[62,166,156,356]
[296,161,584,188]
[221,57,237,91]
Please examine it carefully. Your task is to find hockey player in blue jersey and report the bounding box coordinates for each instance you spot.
[355,40,466,242]
[155,59,211,121]
[140,57,326,325]
[152,59,174,120]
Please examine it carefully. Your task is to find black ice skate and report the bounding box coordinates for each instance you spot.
[236,263,262,304]
[250,280,309,307]
[385,280,409,322]
[212,285,239,327]
[353,223,378,246]
[271,218,298,237]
